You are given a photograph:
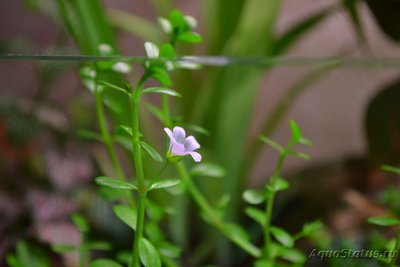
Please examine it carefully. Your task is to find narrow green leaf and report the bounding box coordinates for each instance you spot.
[381,165,400,175]
[90,259,122,267]
[273,9,332,55]
[245,207,266,225]
[342,0,364,41]
[301,220,323,236]
[146,104,165,122]
[268,176,289,192]
[148,179,181,191]
[368,216,400,226]
[270,226,294,248]
[299,137,313,146]
[77,129,102,142]
[98,81,129,95]
[190,163,226,178]
[142,87,181,97]
[117,125,133,137]
[243,189,265,205]
[177,32,203,43]
[289,120,302,144]
[95,176,137,190]
[185,123,210,136]
[140,141,163,162]
[157,241,182,258]
[71,214,89,233]
[280,248,306,263]
[259,135,284,153]
[223,223,250,242]
[113,205,137,230]
[288,150,310,160]
[88,241,112,250]
[139,238,162,267]
[51,244,77,253]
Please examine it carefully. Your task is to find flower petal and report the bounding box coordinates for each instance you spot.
[173,127,186,142]
[171,142,186,156]
[189,152,202,162]
[183,136,200,151]
[144,42,159,58]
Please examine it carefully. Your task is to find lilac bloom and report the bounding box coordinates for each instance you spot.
[164,126,201,162]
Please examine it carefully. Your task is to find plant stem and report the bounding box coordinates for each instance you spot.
[130,76,148,267]
[390,225,400,267]
[263,151,286,261]
[175,162,261,257]
[95,91,135,207]
[79,232,88,267]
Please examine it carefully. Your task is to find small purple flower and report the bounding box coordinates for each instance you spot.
[164,126,201,162]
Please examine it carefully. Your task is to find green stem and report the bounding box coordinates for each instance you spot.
[130,76,148,267]
[79,233,88,267]
[175,162,261,257]
[95,91,134,207]
[263,152,286,261]
[390,225,400,267]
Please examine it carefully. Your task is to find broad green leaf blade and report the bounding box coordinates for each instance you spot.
[148,179,181,191]
[270,226,294,248]
[190,163,226,178]
[95,176,137,190]
[159,44,175,58]
[139,238,162,267]
[71,214,89,233]
[177,32,203,43]
[151,68,172,86]
[381,165,400,175]
[242,190,265,205]
[51,244,77,253]
[113,205,137,230]
[245,207,266,226]
[280,248,306,263]
[142,87,181,97]
[90,259,122,267]
[268,176,289,192]
[368,216,400,226]
[88,241,112,250]
[140,141,163,162]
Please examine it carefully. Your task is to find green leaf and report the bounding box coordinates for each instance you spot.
[113,205,137,230]
[273,9,332,55]
[146,104,165,122]
[117,125,133,137]
[140,141,163,162]
[90,259,122,267]
[190,163,226,178]
[268,176,289,192]
[95,176,137,190]
[185,124,210,136]
[157,241,182,258]
[71,214,89,233]
[88,241,112,250]
[254,260,273,267]
[245,207,266,225]
[301,220,323,236]
[368,216,400,226]
[381,165,400,175]
[96,187,127,201]
[168,9,185,28]
[159,44,175,59]
[242,189,265,205]
[270,226,294,248]
[288,150,310,160]
[139,238,162,267]
[223,223,250,242]
[299,137,313,146]
[259,135,284,153]
[177,31,203,43]
[280,248,306,263]
[77,129,102,142]
[289,120,302,144]
[342,0,364,41]
[98,81,129,95]
[8,241,49,267]
[51,244,77,253]
[148,179,181,191]
[142,87,181,97]
[151,67,172,86]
